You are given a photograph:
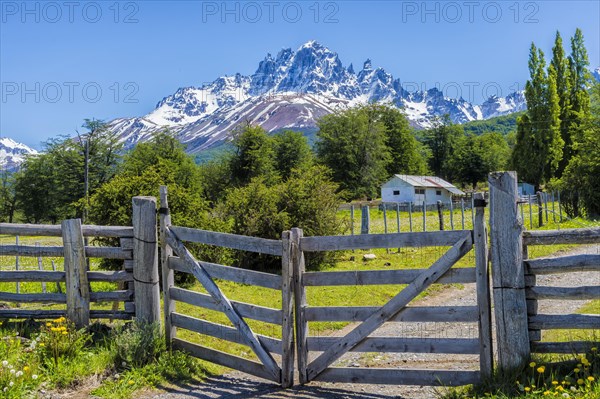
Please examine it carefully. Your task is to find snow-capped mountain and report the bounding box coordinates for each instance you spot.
[0,137,38,170]
[109,40,527,152]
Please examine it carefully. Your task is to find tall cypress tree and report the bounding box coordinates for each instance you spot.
[512,44,547,189]
[568,28,592,145]
[551,31,572,177]
[545,64,564,181]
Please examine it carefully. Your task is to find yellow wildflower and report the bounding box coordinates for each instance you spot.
[588,376,595,382]
[574,368,580,373]
[577,379,584,385]
[591,347,597,352]
[552,381,559,385]
[39,343,45,347]
[537,366,545,373]
[45,322,52,327]
[62,331,68,335]
[544,391,550,396]
[525,387,531,392]
[530,362,536,368]
[23,366,30,372]
[128,380,134,385]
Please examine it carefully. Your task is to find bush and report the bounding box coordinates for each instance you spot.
[110,322,165,369]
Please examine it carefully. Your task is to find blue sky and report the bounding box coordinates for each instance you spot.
[1,0,599,149]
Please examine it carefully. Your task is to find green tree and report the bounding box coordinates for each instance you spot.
[378,105,428,176]
[0,170,18,222]
[551,31,572,177]
[422,115,463,180]
[316,105,390,200]
[272,130,313,180]
[229,124,277,186]
[13,120,121,222]
[557,82,600,218]
[511,43,563,189]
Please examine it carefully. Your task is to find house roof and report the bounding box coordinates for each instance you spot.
[390,175,465,195]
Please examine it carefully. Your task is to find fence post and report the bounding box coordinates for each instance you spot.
[537,191,543,227]
[473,193,492,378]
[437,201,444,231]
[360,205,370,234]
[281,231,295,388]
[350,205,354,235]
[132,196,161,324]
[292,227,308,384]
[159,187,176,343]
[62,218,90,329]
[489,171,530,372]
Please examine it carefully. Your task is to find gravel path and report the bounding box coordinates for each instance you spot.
[142,244,599,399]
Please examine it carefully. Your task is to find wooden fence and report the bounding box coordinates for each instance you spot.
[523,229,600,355]
[489,171,600,371]
[291,191,492,386]
[0,197,161,327]
[0,173,596,387]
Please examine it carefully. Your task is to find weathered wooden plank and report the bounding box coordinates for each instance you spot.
[523,228,600,245]
[474,192,493,378]
[0,271,64,282]
[172,338,277,382]
[132,196,161,324]
[87,271,133,282]
[0,292,66,303]
[489,171,529,371]
[159,186,176,344]
[0,245,63,257]
[169,226,282,256]
[302,267,476,286]
[91,290,134,302]
[525,255,600,274]
[526,286,600,300]
[300,230,471,252]
[0,309,67,319]
[62,219,90,329]
[169,287,282,325]
[306,234,473,381]
[0,245,132,259]
[89,310,134,320]
[85,247,132,260]
[292,228,309,384]
[529,314,600,329]
[0,223,134,238]
[168,256,282,290]
[531,341,600,354]
[170,313,282,355]
[280,231,295,388]
[307,337,479,354]
[165,228,281,381]
[315,368,480,386]
[81,225,134,238]
[0,309,130,319]
[304,306,479,322]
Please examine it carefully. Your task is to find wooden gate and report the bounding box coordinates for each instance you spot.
[158,187,295,387]
[292,193,493,386]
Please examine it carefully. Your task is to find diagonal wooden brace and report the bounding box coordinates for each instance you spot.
[306,231,473,381]
[165,227,281,381]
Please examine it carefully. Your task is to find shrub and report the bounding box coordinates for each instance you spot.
[110,322,165,369]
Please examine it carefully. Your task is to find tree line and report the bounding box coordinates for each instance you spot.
[511,28,597,218]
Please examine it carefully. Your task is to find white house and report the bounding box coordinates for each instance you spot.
[381,175,465,205]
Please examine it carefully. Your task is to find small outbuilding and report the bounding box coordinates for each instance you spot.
[518,182,535,197]
[381,175,465,205]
